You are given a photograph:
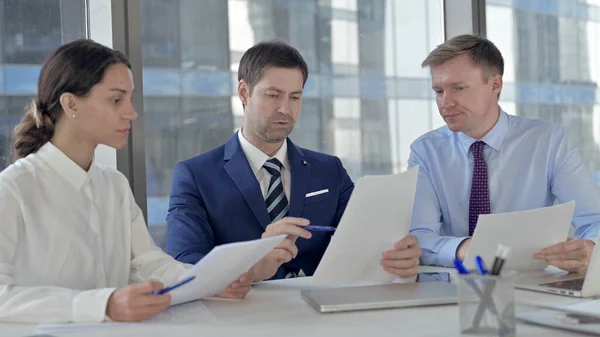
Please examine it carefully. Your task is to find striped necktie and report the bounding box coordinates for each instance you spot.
[263,158,289,222]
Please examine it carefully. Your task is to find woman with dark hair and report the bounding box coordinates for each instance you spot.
[0,39,251,324]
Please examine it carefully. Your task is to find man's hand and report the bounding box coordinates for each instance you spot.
[218,272,252,299]
[381,235,422,278]
[249,217,312,282]
[456,238,471,261]
[106,281,171,322]
[534,238,595,272]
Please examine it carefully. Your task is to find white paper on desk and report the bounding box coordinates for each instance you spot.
[170,235,285,305]
[563,300,600,319]
[517,309,600,335]
[464,201,575,271]
[311,167,418,285]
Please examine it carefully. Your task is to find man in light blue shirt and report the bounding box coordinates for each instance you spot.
[409,34,600,272]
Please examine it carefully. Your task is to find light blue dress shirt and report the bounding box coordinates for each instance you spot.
[408,109,600,267]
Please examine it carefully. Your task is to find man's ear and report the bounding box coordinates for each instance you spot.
[238,80,250,107]
[59,92,78,119]
[491,75,503,96]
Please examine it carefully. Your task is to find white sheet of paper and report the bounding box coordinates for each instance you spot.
[517,309,600,335]
[464,201,575,271]
[311,167,419,285]
[563,300,600,318]
[170,235,285,305]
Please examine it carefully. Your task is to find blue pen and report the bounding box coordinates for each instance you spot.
[475,256,488,275]
[304,225,336,232]
[151,276,195,295]
[453,258,470,275]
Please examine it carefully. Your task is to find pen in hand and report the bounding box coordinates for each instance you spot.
[304,225,336,232]
[151,276,196,295]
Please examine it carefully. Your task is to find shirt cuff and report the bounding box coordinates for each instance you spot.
[72,288,116,323]
[583,234,598,245]
[438,236,470,267]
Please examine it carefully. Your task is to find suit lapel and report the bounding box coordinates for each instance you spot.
[287,139,310,218]
[223,133,271,229]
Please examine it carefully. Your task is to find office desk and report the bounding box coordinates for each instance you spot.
[1,267,593,337]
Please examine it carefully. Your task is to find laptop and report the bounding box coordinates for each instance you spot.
[301,276,457,313]
[515,237,600,298]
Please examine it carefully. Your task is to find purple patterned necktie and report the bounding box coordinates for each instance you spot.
[469,141,490,236]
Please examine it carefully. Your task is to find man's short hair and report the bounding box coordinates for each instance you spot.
[238,40,309,94]
[421,34,504,81]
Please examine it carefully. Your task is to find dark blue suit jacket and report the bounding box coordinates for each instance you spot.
[166,132,354,279]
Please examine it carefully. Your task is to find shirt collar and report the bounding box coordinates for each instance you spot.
[457,107,508,155]
[237,129,289,175]
[36,141,97,191]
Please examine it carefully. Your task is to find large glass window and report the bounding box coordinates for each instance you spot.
[3,0,597,249]
[0,0,86,171]
[142,0,444,248]
[487,0,600,185]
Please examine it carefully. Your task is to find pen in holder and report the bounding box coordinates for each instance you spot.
[458,270,517,337]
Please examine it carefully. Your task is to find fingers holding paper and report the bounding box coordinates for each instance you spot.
[533,238,595,272]
[218,272,252,299]
[381,235,422,278]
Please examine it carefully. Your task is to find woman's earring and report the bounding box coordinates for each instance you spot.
[72,114,76,119]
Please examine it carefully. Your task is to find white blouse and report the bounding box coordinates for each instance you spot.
[0,142,189,323]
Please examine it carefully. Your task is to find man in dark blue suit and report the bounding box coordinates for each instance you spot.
[166,41,421,281]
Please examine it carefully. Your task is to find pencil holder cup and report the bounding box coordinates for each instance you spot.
[458,270,517,337]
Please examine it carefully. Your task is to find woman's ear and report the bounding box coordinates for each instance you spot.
[59,92,78,119]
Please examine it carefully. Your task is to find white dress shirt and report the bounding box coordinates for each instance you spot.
[238,130,291,200]
[0,142,190,323]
